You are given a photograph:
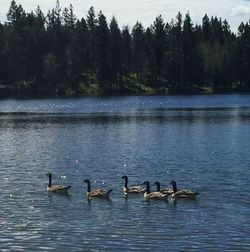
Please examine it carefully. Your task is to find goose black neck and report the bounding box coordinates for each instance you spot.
[124,177,128,188]
[172,181,177,193]
[86,181,91,192]
[146,182,150,194]
[48,175,52,188]
[156,182,160,192]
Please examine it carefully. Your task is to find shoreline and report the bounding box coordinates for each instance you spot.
[1,81,250,100]
[0,89,249,100]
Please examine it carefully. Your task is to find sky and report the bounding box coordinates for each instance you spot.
[0,0,250,32]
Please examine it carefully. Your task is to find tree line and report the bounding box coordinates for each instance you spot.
[0,0,250,97]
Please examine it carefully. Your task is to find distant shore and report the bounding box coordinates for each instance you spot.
[0,82,249,100]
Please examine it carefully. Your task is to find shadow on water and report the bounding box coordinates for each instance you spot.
[85,197,113,206]
[47,192,72,202]
[143,198,169,206]
[122,193,145,202]
[1,107,250,126]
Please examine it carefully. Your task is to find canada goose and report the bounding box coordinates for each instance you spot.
[47,173,71,193]
[153,181,173,195]
[121,175,145,194]
[170,180,199,199]
[143,181,168,200]
[83,179,113,198]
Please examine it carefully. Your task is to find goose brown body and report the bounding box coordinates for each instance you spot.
[121,175,145,194]
[143,181,168,200]
[47,173,71,193]
[170,180,199,199]
[83,179,113,198]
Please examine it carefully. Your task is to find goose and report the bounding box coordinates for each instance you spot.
[47,173,71,193]
[153,181,173,195]
[121,175,145,194]
[170,180,199,199]
[143,181,168,200]
[83,179,113,199]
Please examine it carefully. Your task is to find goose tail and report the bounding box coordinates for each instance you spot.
[107,189,113,195]
[65,185,72,191]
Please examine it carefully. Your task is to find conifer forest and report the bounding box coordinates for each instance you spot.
[1,0,250,97]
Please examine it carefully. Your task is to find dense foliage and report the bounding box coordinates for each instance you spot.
[0,0,250,97]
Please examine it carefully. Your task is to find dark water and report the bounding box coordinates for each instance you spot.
[0,94,250,251]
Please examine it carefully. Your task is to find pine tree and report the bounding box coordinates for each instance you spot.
[121,26,132,78]
[109,16,122,90]
[86,7,98,72]
[4,0,27,85]
[131,22,145,80]
[96,11,109,89]
[202,14,210,41]
[152,15,166,85]
[182,12,195,88]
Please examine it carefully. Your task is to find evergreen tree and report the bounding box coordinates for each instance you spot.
[96,11,109,89]
[23,8,46,86]
[109,17,122,90]
[73,18,90,88]
[151,15,166,86]
[237,22,250,89]
[167,12,183,90]
[63,4,76,30]
[202,14,210,41]
[0,23,6,84]
[63,4,78,90]
[131,22,145,80]
[144,27,154,85]
[44,0,68,93]
[86,7,98,72]
[121,26,132,78]
[182,12,196,88]
[7,0,26,29]
[4,0,27,85]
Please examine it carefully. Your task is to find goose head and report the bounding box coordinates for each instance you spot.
[83,179,90,184]
[121,175,128,180]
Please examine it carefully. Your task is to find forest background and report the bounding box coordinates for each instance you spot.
[0,0,250,97]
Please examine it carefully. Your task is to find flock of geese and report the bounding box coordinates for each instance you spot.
[47,173,199,200]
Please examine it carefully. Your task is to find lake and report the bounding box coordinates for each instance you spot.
[0,94,250,251]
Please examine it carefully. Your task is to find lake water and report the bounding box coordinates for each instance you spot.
[0,94,250,251]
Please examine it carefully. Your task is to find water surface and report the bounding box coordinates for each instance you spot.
[0,94,250,251]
